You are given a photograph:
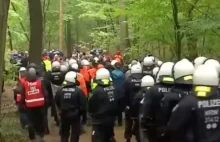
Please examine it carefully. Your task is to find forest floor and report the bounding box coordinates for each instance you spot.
[1,86,135,142]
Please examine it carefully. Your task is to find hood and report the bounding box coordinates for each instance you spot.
[111,69,124,79]
[95,79,111,86]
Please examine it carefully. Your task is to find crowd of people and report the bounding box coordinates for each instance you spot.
[12,49,220,142]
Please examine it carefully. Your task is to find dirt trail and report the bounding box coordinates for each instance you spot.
[45,120,136,142]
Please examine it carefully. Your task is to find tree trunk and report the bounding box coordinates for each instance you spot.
[28,0,43,64]
[0,0,10,115]
[119,0,130,50]
[7,25,13,51]
[66,20,72,58]
[59,0,63,51]
[186,0,199,60]
[171,0,181,60]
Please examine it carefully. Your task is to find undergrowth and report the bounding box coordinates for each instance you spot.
[0,112,28,142]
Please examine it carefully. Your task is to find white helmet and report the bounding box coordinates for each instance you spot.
[193,64,219,86]
[65,71,77,83]
[128,64,132,69]
[157,62,174,83]
[204,59,220,73]
[96,68,110,80]
[141,75,155,87]
[173,60,194,84]
[69,59,77,65]
[94,57,99,63]
[153,67,159,76]
[143,57,154,66]
[158,62,174,77]
[52,61,61,68]
[111,60,118,66]
[71,63,79,70]
[81,59,90,66]
[60,65,68,72]
[157,61,163,66]
[19,67,27,72]
[62,61,69,67]
[131,64,142,74]
[131,60,138,65]
[194,56,206,68]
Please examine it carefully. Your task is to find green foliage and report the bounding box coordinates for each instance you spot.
[5,0,220,59]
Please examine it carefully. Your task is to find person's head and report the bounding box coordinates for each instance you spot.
[70,63,79,72]
[19,67,27,77]
[95,68,110,80]
[81,59,90,66]
[64,71,77,85]
[60,65,68,73]
[193,64,219,97]
[172,59,194,85]
[156,62,174,84]
[52,61,61,69]
[130,64,142,74]
[193,56,207,69]
[141,75,155,89]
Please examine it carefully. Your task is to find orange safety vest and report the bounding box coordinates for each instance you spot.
[88,67,97,79]
[24,79,45,108]
[80,66,90,82]
[77,73,88,97]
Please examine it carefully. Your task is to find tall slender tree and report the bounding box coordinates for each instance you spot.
[0,0,10,115]
[28,0,43,64]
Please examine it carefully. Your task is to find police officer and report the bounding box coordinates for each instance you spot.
[88,68,118,142]
[124,64,143,142]
[132,75,155,142]
[69,63,88,133]
[141,62,174,142]
[142,56,155,76]
[55,71,86,142]
[49,61,65,86]
[165,63,220,142]
[19,67,47,142]
[49,61,65,126]
[14,67,28,128]
[161,59,194,125]
[111,61,125,126]
[124,60,137,79]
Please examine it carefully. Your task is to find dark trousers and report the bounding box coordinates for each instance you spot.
[17,105,29,127]
[44,107,50,134]
[51,100,60,125]
[92,124,114,142]
[26,107,45,140]
[124,112,140,141]
[60,115,81,142]
[117,111,123,125]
